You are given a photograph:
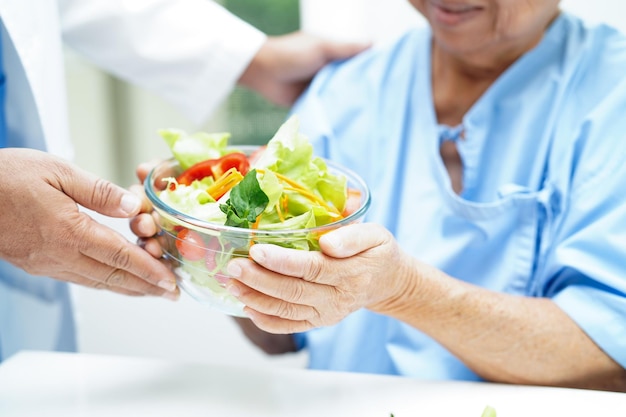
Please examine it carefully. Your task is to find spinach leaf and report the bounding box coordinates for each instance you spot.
[220,169,269,228]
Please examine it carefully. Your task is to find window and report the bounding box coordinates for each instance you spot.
[221,0,300,146]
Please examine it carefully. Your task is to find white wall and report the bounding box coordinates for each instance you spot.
[67,0,626,367]
[300,0,626,43]
[562,0,626,32]
[300,0,425,44]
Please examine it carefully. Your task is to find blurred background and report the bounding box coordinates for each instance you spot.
[65,0,626,368]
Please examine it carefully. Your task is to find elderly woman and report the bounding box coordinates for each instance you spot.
[221,0,626,391]
[136,1,626,390]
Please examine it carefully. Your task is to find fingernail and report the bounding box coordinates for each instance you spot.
[227,262,241,278]
[226,283,240,297]
[245,308,256,321]
[162,291,179,302]
[120,193,141,215]
[158,279,177,292]
[138,216,152,235]
[249,246,265,263]
[214,273,229,285]
[323,234,342,250]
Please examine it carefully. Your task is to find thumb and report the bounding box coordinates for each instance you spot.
[57,162,141,218]
[319,222,388,258]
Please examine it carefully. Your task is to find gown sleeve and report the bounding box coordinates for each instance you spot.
[541,76,626,369]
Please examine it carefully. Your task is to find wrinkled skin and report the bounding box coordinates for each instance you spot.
[0,148,177,299]
[239,32,370,107]
[224,223,407,332]
[222,224,626,392]
[133,164,626,392]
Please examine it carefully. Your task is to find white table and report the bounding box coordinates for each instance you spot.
[0,351,624,416]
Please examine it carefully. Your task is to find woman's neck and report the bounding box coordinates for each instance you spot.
[430,21,552,126]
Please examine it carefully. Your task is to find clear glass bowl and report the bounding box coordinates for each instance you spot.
[145,147,371,317]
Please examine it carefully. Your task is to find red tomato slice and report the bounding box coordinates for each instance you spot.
[176,152,250,185]
[211,152,250,179]
[175,160,214,186]
[175,228,206,261]
[204,237,222,272]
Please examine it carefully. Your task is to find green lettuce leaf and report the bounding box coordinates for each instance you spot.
[158,178,226,224]
[253,115,347,225]
[256,212,317,251]
[257,170,283,214]
[159,129,231,170]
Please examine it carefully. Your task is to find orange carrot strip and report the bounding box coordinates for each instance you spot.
[206,168,244,200]
[281,194,289,214]
[256,168,343,217]
[283,186,342,216]
[252,212,262,229]
[275,201,285,222]
[257,169,308,191]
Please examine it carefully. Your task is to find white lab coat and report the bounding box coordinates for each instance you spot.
[0,0,266,361]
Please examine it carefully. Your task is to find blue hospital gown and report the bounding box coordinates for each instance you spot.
[291,12,626,380]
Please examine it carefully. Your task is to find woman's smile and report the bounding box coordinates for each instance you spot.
[429,1,484,26]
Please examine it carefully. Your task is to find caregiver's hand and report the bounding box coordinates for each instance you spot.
[240,32,370,107]
[0,148,178,299]
[224,223,413,334]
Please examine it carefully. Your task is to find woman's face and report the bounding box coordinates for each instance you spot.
[409,0,561,57]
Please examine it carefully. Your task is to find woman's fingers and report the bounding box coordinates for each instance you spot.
[226,259,323,306]
[244,307,317,335]
[226,256,357,326]
[227,276,321,323]
[223,223,406,332]
[319,222,392,258]
[245,244,329,283]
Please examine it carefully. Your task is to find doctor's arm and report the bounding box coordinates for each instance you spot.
[58,0,369,123]
[0,148,178,299]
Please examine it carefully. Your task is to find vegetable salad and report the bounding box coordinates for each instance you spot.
[159,115,358,247]
[152,115,365,315]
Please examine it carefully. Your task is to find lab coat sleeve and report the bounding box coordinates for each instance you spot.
[57,0,267,124]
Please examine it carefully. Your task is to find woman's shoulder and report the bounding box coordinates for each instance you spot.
[558,12,626,82]
[308,27,430,95]
[546,15,626,191]
[541,12,626,127]
[291,26,431,157]
[560,10,626,41]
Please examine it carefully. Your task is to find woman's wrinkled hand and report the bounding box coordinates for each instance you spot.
[223,223,412,334]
